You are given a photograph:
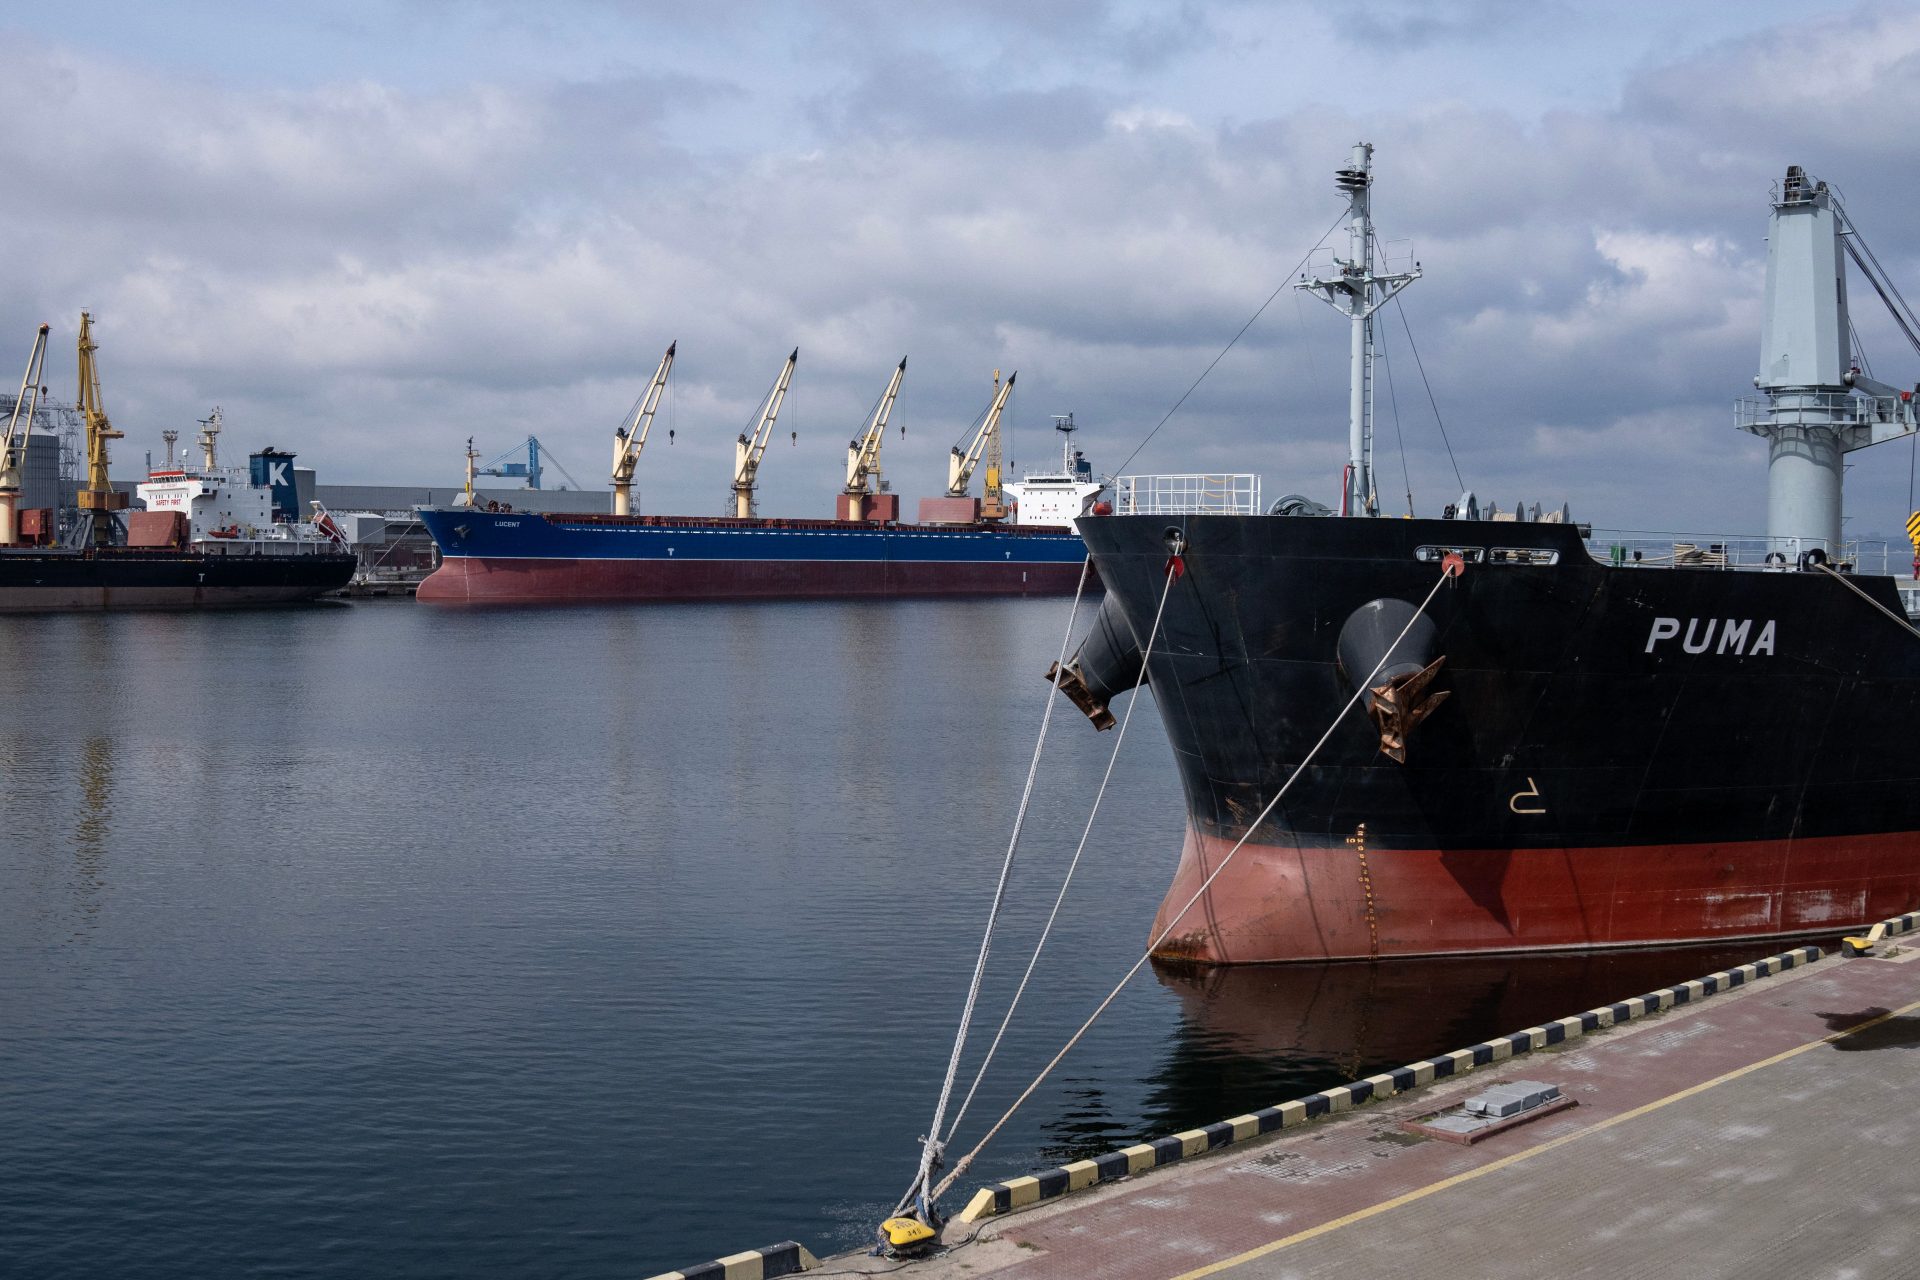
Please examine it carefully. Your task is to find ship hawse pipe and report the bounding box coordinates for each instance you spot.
[1336,597,1449,763]
[1046,593,1145,731]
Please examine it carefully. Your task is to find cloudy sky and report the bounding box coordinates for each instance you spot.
[7,1,1920,540]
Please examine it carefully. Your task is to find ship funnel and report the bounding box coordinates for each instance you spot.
[1337,598,1449,763]
[1046,593,1145,731]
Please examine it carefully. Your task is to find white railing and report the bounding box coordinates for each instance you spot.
[1115,473,1262,516]
[1584,528,1891,576]
[1734,392,1914,431]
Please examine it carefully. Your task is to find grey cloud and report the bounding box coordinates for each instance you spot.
[5,5,1920,542]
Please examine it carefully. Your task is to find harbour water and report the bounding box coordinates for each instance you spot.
[0,599,1800,1278]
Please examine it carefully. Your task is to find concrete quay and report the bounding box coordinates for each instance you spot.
[667,921,1920,1280]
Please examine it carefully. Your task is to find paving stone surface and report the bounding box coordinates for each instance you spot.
[884,945,1920,1280]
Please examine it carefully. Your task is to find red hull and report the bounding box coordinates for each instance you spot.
[1150,827,1920,964]
[416,555,1088,603]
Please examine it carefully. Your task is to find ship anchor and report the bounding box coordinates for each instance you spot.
[1366,655,1449,764]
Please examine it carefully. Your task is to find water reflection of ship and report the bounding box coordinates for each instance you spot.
[71,735,113,933]
[1038,944,1816,1162]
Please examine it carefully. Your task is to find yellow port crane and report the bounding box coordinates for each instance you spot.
[0,323,51,546]
[948,369,1014,520]
[610,341,676,517]
[844,356,907,520]
[730,348,798,518]
[76,312,129,545]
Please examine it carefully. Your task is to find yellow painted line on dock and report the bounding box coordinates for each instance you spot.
[1168,996,1920,1280]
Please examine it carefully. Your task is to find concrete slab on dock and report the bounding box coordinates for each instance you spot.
[873,941,1920,1280]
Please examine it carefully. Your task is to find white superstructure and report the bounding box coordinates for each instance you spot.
[135,454,338,553]
[1003,415,1106,528]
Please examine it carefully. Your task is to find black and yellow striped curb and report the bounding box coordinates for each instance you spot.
[1842,909,1920,956]
[957,944,1822,1222]
[641,1240,818,1280]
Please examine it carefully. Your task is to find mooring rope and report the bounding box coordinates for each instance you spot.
[896,557,1094,1214]
[935,557,1180,1156]
[929,561,1458,1203]
[1815,560,1919,635]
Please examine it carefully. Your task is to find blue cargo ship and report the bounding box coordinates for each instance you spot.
[413,507,1092,603]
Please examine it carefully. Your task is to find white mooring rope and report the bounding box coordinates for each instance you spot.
[929,562,1458,1202]
[935,557,1180,1156]
[896,557,1094,1214]
[1816,560,1920,635]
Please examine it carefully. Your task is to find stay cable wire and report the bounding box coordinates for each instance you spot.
[1113,210,1347,477]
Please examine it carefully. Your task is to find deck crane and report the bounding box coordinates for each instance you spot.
[948,369,1014,520]
[731,348,798,518]
[844,356,907,521]
[610,341,676,517]
[76,312,128,546]
[0,323,51,546]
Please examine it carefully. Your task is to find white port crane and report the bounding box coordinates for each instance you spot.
[731,348,798,518]
[948,369,1014,519]
[610,341,677,517]
[0,323,50,546]
[844,356,907,519]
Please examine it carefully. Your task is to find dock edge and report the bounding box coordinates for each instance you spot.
[641,1239,819,1280]
[957,943,1826,1223]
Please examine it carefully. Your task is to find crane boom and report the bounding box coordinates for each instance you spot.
[731,347,799,518]
[844,356,907,515]
[948,369,1015,501]
[0,323,51,546]
[611,340,677,516]
[76,312,128,545]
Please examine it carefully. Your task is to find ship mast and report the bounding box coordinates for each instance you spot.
[1296,143,1420,517]
[198,407,222,470]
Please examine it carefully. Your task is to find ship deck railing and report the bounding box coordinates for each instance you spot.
[1584,529,1890,575]
[176,539,350,557]
[1733,390,1915,431]
[1115,473,1263,516]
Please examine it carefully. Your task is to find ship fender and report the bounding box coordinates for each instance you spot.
[1046,593,1145,731]
[1337,598,1450,763]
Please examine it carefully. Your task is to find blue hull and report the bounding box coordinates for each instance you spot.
[414,509,1093,603]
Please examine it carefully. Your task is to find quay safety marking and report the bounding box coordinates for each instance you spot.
[957,945,1822,1223]
[641,1240,819,1280]
[1842,909,1920,956]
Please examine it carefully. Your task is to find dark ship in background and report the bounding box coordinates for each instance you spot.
[1057,150,1920,963]
[0,314,353,612]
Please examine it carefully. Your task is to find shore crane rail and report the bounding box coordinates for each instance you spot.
[845,356,908,499]
[610,341,677,516]
[948,370,1016,507]
[731,348,800,518]
[0,323,52,545]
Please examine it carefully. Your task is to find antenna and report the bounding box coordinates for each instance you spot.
[1295,143,1421,517]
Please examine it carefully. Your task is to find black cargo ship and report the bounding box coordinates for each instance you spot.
[1056,154,1920,963]
[0,545,354,613]
[0,317,354,613]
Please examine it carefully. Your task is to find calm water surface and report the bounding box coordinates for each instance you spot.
[0,599,1798,1277]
